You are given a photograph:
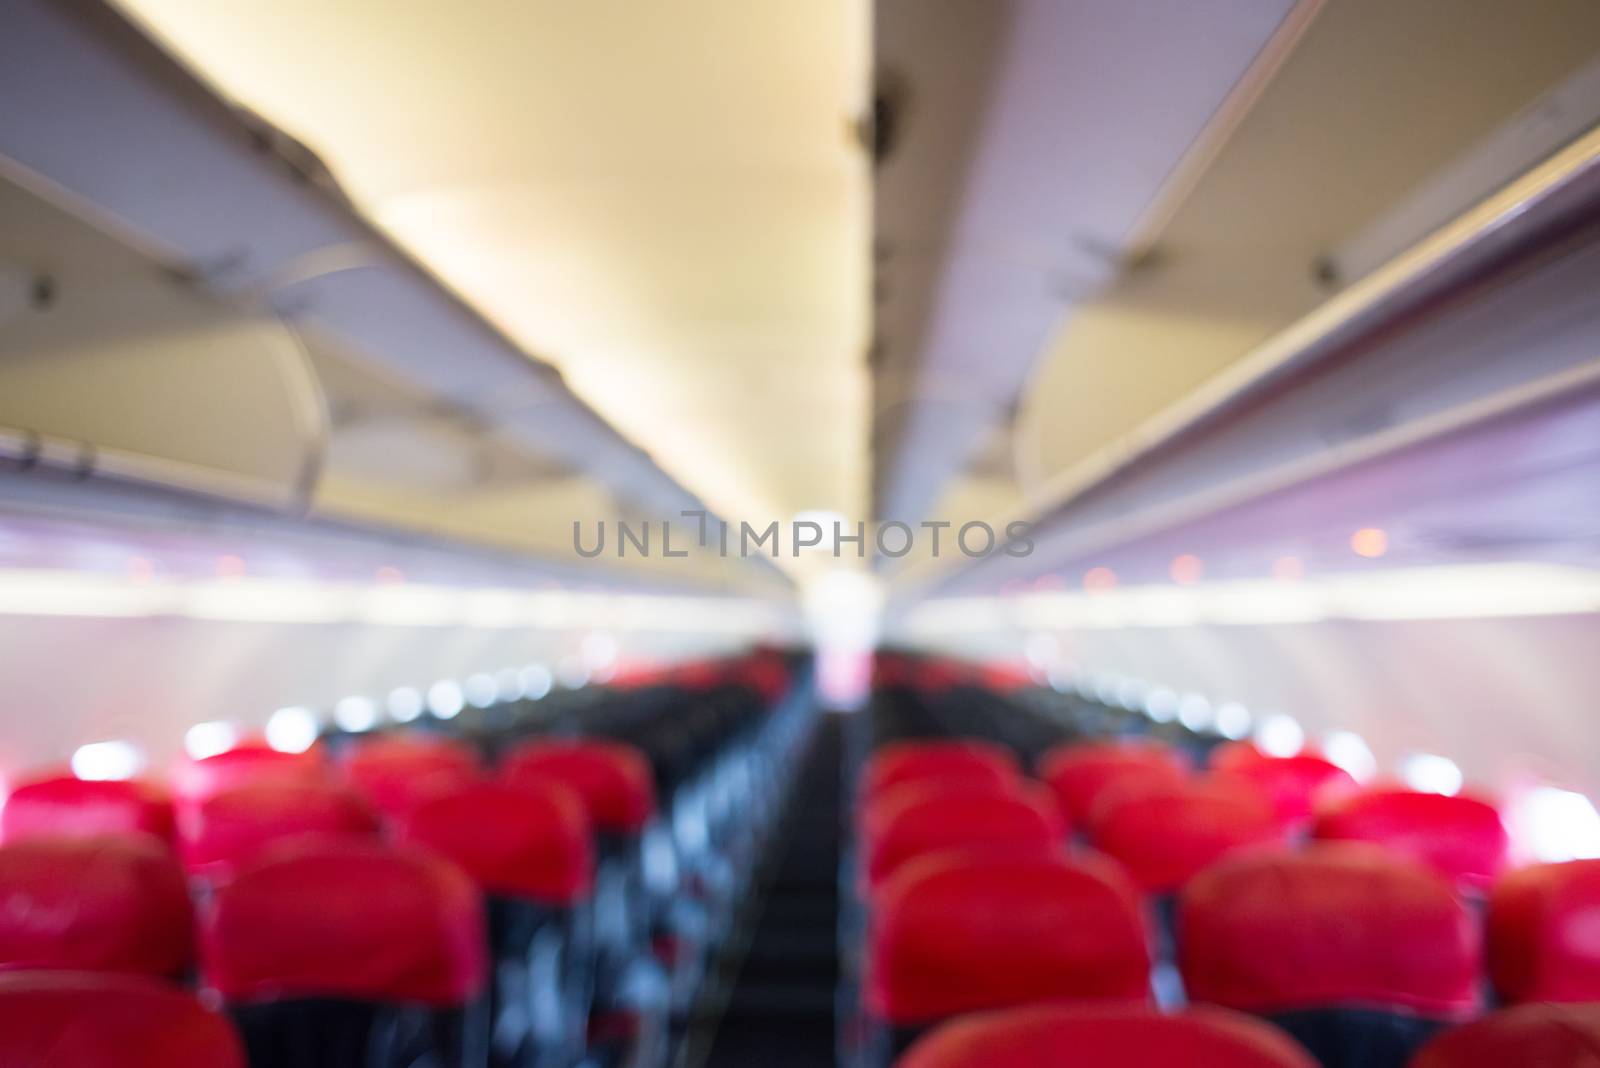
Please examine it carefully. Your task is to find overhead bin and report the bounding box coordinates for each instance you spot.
[0,0,712,532]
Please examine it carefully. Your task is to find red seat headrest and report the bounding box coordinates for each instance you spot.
[862,741,1019,801]
[867,852,1150,1024]
[864,784,1065,887]
[1037,740,1187,824]
[1,776,174,844]
[0,836,191,978]
[1216,754,1357,825]
[178,781,379,877]
[1313,788,1508,890]
[1086,778,1284,893]
[1209,740,1274,772]
[0,971,246,1067]
[173,741,326,803]
[200,841,486,1006]
[895,1003,1318,1068]
[499,740,656,834]
[1179,843,1480,1017]
[340,735,481,817]
[1410,1002,1600,1068]
[1487,858,1600,1003]
[396,781,594,905]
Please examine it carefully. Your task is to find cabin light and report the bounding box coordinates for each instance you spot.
[426,680,465,720]
[374,565,404,584]
[581,632,619,670]
[1115,677,1149,712]
[1508,786,1600,863]
[1351,527,1389,559]
[464,673,497,710]
[71,740,144,781]
[386,686,423,723]
[1024,633,1060,669]
[1271,555,1306,582]
[183,721,239,761]
[127,556,156,584]
[1401,752,1463,796]
[215,554,247,579]
[334,696,379,733]
[1170,554,1204,586]
[1144,687,1180,723]
[519,665,553,700]
[1083,567,1117,592]
[1214,702,1251,740]
[556,656,589,690]
[494,668,524,702]
[1178,693,1214,731]
[265,707,320,754]
[1323,730,1378,783]
[1255,713,1304,758]
[1046,663,1076,693]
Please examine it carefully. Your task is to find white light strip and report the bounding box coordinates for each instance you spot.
[905,564,1600,634]
[0,569,789,633]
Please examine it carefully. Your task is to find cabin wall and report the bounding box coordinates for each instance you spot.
[911,613,1600,800]
[0,613,749,779]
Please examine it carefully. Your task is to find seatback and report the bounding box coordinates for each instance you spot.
[1215,755,1357,826]
[867,852,1150,1051]
[1313,789,1508,892]
[1085,777,1284,894]
[1487,858,1600,1002]
[1180,843,1481,1068]
[894,1003,1318,1068]
[179,780,379,879]
[341,734,482,818]
[861,740,1019,801]
[173,740,327,804]
[1409,1002,1600,1067]
[0,836,191,977]
[398,781,596,1068]
[200,841,489,1068]
[863,784,1065,888]
[0,775,174,844]
[1036,740,1187,824]
[0,971,246,1067]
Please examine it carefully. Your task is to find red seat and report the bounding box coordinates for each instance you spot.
[1487,859,1600,1003]
[1037,740,1187,824]
[1179,843,1480,1017]
[178,781,379,878]
[0,971,246,1067]
[863,784,1065,888]
[895,1003,1318,1068]
[867,852,1150,1026]
[1210,740,1276,772]
[1086,777,1284,893]
[173,740,326,803]
[1,775,174,844]
[1216,754,1356,825]
[200,840,486,1006]
[395,781,594,905]
[0,837,191,977]
[340,735,481,817]
[862,741,1019,802]
[1313,789,1508,891]
[1409,1002,1600,1067]
[499,740,656,835]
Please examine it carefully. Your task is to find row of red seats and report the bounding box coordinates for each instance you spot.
[0,651,800,1068]
[850,734,1600,1068]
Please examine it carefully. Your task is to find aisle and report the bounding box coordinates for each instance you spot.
[698,715,843,1067]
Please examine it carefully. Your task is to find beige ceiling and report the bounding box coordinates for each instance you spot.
[113,0,872,542]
